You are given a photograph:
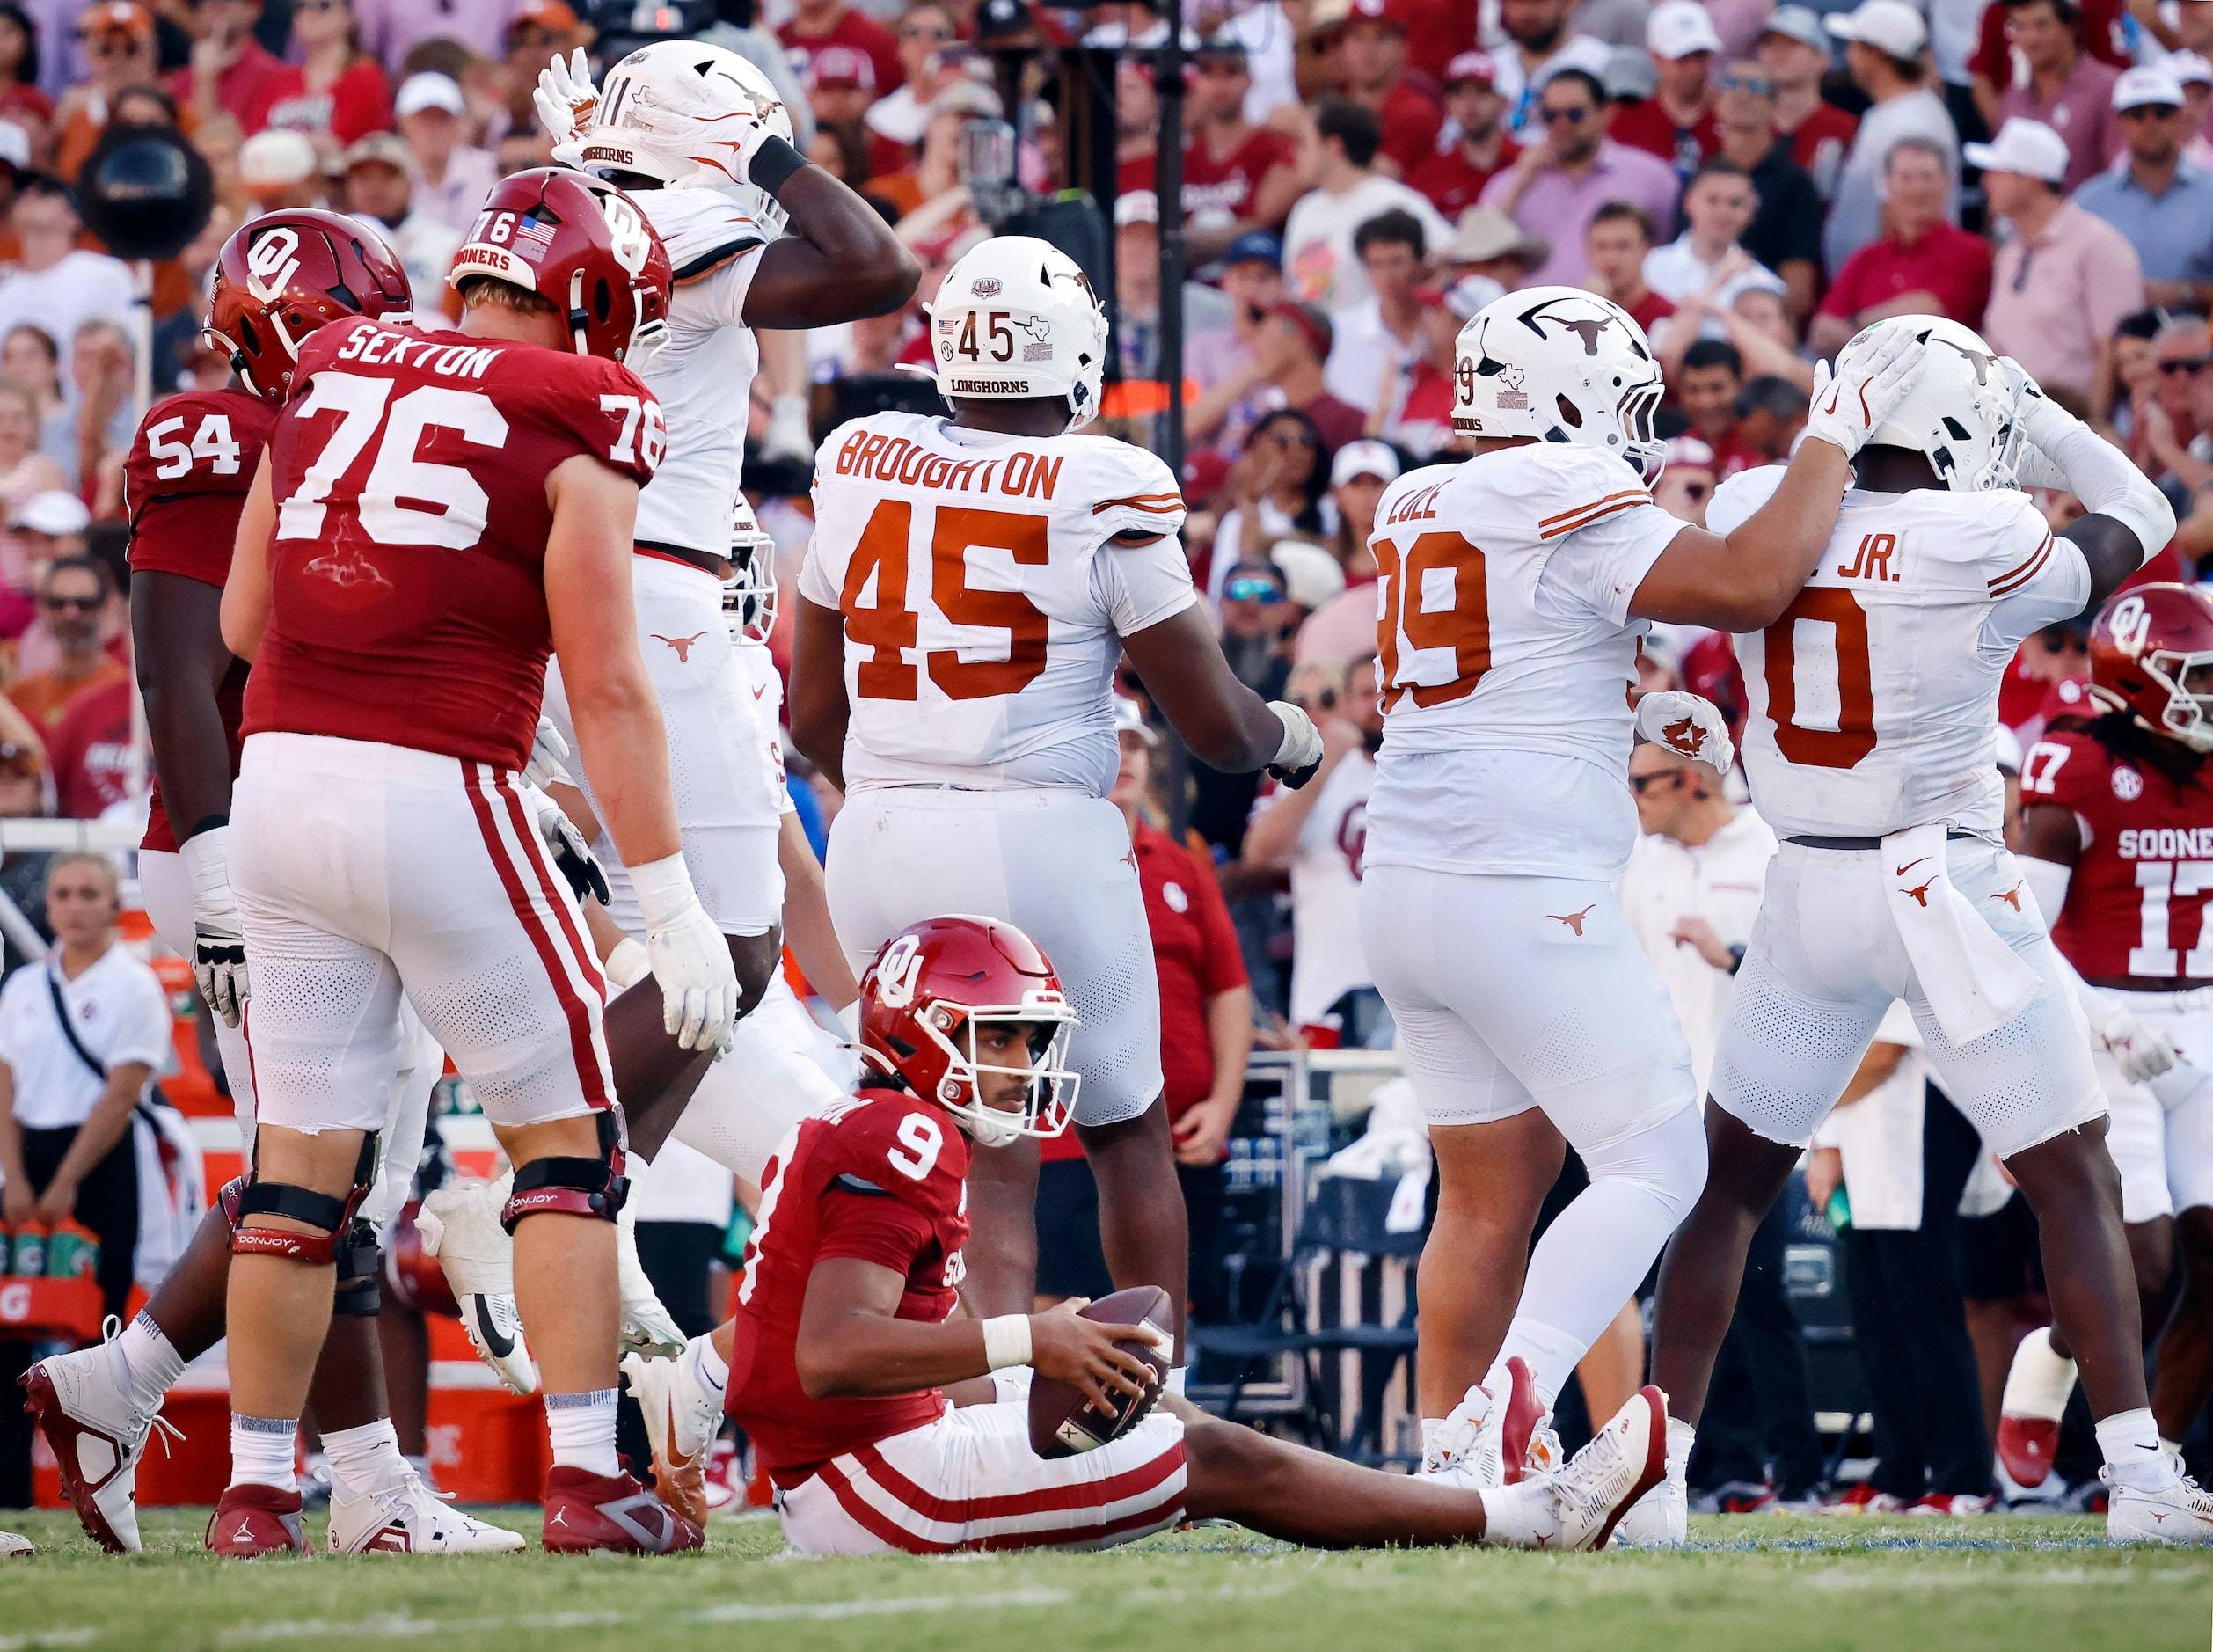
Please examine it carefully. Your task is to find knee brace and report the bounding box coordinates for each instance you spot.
[332,1220,383,1316]
[230,1135,380,1265]
[501,1110,629,1232]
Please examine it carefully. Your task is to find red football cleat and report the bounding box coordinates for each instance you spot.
[205,1483,309,1558]
[541,1466,704,1554]
[1498,1356,1546,1488]
[1998,1414,2061,1489]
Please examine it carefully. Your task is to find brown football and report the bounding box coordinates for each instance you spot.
[1026,1284,1174,1459]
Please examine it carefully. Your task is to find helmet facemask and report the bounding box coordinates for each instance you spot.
[2128,649,2213,752]
[723,531,778,643]
[875,997,1080,1148]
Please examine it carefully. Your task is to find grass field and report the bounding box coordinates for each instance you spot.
[0,1509,2208,1651]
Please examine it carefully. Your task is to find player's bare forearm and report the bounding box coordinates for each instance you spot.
[790,596,851,791]
[219,458,277,661]
[133,571,239,835]
[778,813,858,1008]
[1123,603,1285,772]
[743,168,922,327]
[795,1257,995,1397]
[1631,440,1851,630]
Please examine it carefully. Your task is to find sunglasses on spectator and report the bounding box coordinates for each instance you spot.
[2160,356,2212,376]
[1539,104,1592,124]
[1224,575,1285,603]
[39,593,101,612]
[1718,73,1773,95]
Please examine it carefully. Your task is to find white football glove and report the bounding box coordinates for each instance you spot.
[1266,700,1325,789]
[180,826,248,1028]
[617,1202,687,1360]
[761,391,814,467]
[524,714,571,792]
[533,48,597,149]
[522,784,610,908]
[2101,1008,2180,1085]
[632,853,739,1053]
[1635,689,1735,775]
[1803,323,1927,460]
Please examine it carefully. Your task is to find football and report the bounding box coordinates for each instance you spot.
[1026,1285,1175,1459]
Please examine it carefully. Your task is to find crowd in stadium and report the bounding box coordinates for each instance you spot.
[0,0,2205,1553]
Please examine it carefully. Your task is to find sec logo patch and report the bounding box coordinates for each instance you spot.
[2114,766,2145,801]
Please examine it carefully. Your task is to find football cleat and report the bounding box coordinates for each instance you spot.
[617,1204,687,1361]
[2106,1469,2213,1544]
[1541,1386,1669,1552]
[1906,1492,1996,1517]
[22,1341,182,1553]
[1426,1358,1556,1488]
[326,1471,526,1553]
[624,1342,725,1528]
[1997,1415,2063,1492]
[541,1466,704,1554]
[701,1436,743,1514]
[0,1531,29,1557]
[1997,1326,2076,1489]
[1611,1417,1693,1549]
[206,1483,310,1558]
[1818,1483,1908,1516]
[417,1180,538,1395]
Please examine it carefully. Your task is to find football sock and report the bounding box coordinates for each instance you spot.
[1421,1418,1444,1462]
[230,1414,299,1494]
[1478,1480,1552,1547]
[545,1387,621,1476]
[2096,1407,2179,1491]
[1483,1321,1584,1416]
[686,1332,729,1400]
[1663,1418,1694,1487]
[113,1311,184,1414]
[2000,1326,2077,1420]
[322,1418,407,1498]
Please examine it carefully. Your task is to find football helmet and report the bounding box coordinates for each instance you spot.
[1451,285,1665,480]
[857,916,1080,1148]
[450,168,673,367]
[1858,316,2022,493]
[202,208,413,402]
[917,235,1110,431]
[724,494,777,644]
[559,41,797,234]
[2088,582,2213,752]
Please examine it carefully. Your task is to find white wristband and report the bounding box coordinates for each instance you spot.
[629,852,702,932]
[603,936,651,990]
[981,1314,1032,1371]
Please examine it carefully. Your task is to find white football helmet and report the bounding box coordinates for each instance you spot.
[559,41,796,234]
[917,235,1110,431]
[1858,316,2022,493]
[1451,285,1666,480]
[725,494,777,644]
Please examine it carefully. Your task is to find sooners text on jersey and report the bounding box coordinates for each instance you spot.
[2026,728,2213,982]
[124,385,277,852]
[245,319,662,771]
[726,1088,970,1477]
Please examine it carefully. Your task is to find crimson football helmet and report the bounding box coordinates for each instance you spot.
[449,167,671,367]
[201,208,413,402]
[2088,582,2213,752]
[858,916,1079,1148]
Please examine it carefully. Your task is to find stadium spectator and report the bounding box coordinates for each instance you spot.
[394,72,494,234]
[804,47,894,184]
[778,0,902,102]
[174,0,287,134]
[2173,50,2213,168]
[863,3,956,153]
[1822,1,1961,276]
[1672,337,1760,471]
[1136,38,1301,263]
[256,0,390,150]
[1336,0,1442,179]
[1113,191,1233,380]
[340,132,459,325]
[1376,279,1482,457]
[9,556,118,736]
[1282,99,1450,312]
[1434,201,1552,286]
[1209,409,1335,604]
[1584,202,1676,334]
[237,126,323,211]
[501,2,588,128]
[1711,60,1823,322]
[0,7,50,152]
[354,0,516,77]
[2075,66,2213,313]
[0,178,133,381]
[1322,435,1394,584]
[55,2,161,181]
[0,487,78,636]
[1969,0,2129,113]
[1238,300,1368,454]
[1652,433,1717,523]
[1642,158,1785,340]
[1479,68,1681,287]
[1988,0,2122,192]
[1612,1,1724,177]
[1811,137,1992,358]
[43,665,128,820]
[1322,209,1429,435]
[66,318,132,510]
[1733,374,1811,463]
[1407,53,1520,221]
[1971,119,2144,402]
[1188,232,1286,447]
[1489,0,1609,137]
[1757,6,1859,197]
[0,366,67,506]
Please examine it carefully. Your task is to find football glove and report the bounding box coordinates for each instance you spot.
[1803,323,1926,460]
[2101,1008,2180,1085]
[523,714,571,792]
[524,785,610,908]
[617,1203,687,1360]
[632,854,739,1053]
[180,826,248,1028]
[1267,700,1325,790]
[1634,689,1735,775]
[533,48,597,149]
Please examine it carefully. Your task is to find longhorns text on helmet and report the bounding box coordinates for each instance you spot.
[909,236,1112,432]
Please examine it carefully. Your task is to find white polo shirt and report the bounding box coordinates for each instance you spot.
[0,943,170,1129]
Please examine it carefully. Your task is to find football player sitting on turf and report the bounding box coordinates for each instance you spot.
[724,913,1668,1557]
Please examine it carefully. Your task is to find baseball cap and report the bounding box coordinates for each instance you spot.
[1603,43,1660,100]
[1268,539,1347,610]
[1759,4,1830,51]
[1825,0,1927,61]
[1267,300,1333,358]
[2115,64,2187,112]
[1223,230,1282,270]
[2170,50,2213,88]
[1331,439,1401,486]
[1345,0,1407,31]
[76,2,151,41]
[509,0,580,30]
[1664,434,1717,471]
[807,44,878,91]
[12,491,90,537]
[932,78,1004,119]
[1113,695,1159,747]
[239,127,318,189]
[395,71,468,120]
[341,133,414,173]
[1962,116,2070,184]
[1442,50,1497,88]
[1114,188,1160,228]
[1647,0,1723,60]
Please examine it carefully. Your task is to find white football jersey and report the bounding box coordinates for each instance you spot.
[736,634,794,814]
[799,412,1194,793]
[631,187,768,556]
[1709,468,2092,839]
[1364,442,1687,879]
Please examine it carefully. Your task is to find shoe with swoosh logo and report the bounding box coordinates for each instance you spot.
[417,1180,538,1395]
[624,1342,726,1527]
[2107,1466,2213,1544]
[542,1466,704,1554]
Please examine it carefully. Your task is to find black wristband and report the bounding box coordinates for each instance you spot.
[186,814,230,839]
[749,134,808,199]
[1727,942,1747,976]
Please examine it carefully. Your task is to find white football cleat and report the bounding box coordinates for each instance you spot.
[326,1470,526,1554]
[617,1202,686,1361]
[0,1531,29,1557]
[2106,1469,2213,1544]
[1545,1386,1669,1552]
[21,1340,181,1553]
[416,1179,537,1395]
[624,1340,726,1527]
[1611,1415,1693,1548]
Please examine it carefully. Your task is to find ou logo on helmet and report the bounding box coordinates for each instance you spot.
[875,933,924,1008]
[2110,595,2152,658]
[599,192,652,277]
[245,226,302,303]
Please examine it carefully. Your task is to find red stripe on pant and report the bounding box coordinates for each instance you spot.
[815,1436,1188,1553]
[460,765,613,1112]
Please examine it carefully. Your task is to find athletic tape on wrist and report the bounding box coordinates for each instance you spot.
[982,1314,1032,1371]
[628,852,701,933]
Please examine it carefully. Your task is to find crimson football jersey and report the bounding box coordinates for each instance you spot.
[1117,128,1297,230]
[124,385,277,853]
[2023,727,2213,982]
[245,320,661,771]
[726,1088,971,1478]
